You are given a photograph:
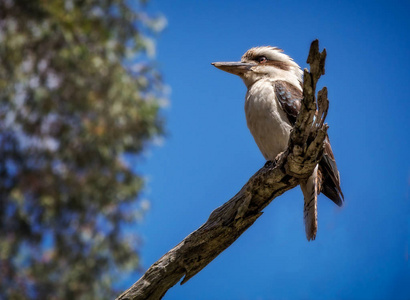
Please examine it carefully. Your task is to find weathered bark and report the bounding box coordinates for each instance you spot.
[116,40,329,300]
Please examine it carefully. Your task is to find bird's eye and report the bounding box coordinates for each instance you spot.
[257,56,268,63]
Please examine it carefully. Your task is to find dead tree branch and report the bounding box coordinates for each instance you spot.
[116,40,329,300]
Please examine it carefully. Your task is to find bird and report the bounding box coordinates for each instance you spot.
[212,46,343,241]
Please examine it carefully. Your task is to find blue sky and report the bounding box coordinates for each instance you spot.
[126,1,410,299]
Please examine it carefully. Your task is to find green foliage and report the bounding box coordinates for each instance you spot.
[0,0,166,299]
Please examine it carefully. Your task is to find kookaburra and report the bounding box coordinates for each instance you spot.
[212,46,343,241]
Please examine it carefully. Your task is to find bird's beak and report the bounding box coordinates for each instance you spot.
[211,61,256,76]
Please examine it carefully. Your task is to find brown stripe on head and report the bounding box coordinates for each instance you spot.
[241,47,294,71]
[241,49,257,61]
[265,60,291,71]
[241,46,284,61]
[240,46,303,84]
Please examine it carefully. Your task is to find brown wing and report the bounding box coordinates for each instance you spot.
[274,80,344,206]
[274,80,302,125]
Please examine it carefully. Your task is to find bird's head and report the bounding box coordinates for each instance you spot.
[212,46,302,88]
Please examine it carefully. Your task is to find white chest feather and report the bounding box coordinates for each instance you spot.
[245,80,292,161]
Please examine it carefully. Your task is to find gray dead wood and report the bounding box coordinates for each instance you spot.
[116,39,329,300]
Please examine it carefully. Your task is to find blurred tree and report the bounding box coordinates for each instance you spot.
[0,0,166,299]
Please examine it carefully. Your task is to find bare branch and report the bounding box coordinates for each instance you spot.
[116,39,329,300]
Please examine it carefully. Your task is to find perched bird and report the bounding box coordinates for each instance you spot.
[212,46,343,241]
